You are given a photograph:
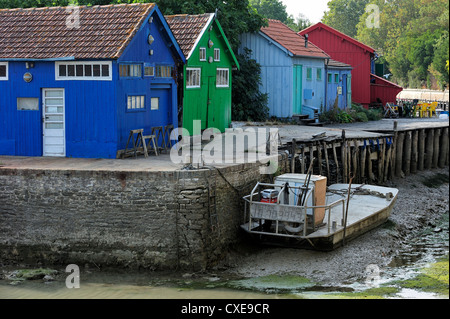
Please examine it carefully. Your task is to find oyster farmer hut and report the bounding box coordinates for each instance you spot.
[0,3,185,159]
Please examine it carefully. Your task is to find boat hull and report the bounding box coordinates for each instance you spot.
[241,183,399,251]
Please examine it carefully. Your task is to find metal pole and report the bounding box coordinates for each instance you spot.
[342,174,354,246]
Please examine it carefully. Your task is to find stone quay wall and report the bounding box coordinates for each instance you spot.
[0,154,289,271]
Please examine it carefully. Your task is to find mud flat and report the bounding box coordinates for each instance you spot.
[222,167,449,287]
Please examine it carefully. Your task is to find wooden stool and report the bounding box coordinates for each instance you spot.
[143,134,159,156]
[151,126,166,153]
[164,124,174,149]
[124,129,147,158]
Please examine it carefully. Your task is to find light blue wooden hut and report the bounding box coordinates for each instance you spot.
[239,20,330,120]
[325,59,353,111]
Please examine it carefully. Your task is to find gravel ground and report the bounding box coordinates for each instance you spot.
[223,168,449,286]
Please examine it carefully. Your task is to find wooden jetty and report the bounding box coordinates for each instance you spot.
[271,119,449,185]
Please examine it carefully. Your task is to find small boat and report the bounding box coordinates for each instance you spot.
[241,173,399,251]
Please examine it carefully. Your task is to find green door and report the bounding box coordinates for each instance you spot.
[293,65,303,115]
[206,76,215,129]
[347,74,352,108]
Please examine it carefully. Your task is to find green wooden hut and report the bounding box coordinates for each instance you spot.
[166,13,239,134]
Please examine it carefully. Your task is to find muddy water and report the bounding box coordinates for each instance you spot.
[1,236,447,300]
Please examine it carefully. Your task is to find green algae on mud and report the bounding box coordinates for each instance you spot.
[228,275,316,293]
[397,255,449,297]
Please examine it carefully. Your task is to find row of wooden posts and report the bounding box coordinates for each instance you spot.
[290,123,449,185]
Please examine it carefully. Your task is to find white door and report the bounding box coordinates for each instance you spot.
[43,89,65,157]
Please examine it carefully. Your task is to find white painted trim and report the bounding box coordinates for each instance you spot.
[186,13,215,61]
[0,62,8,81]
[186,67,201,89]
[216,68,229,88]
[55,61,112,81]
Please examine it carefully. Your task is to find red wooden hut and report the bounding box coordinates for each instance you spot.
[299,22,402,109]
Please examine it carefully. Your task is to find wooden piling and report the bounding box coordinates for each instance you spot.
[367,142,374,183]
[341,131,347,183]
[379,140,385,183]
[317,142,323,176]
[390,121,398,180]
[395,132,404,177]
[432,129,440,169]
[411,130,418,174]
[301,147,306,174]
[310,144,314,175]
[418,129,425,171]
[403,131,412,176]
[440,127,449,168]
[323,141,330,182]
[332,142,339,183]
[291,139,297,173]
[425,129,434,170]
[360,141,366,184]
[384,139,392,182]
[352,140,359,181]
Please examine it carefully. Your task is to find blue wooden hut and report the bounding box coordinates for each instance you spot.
[239,20,330,120]
[0,3,185,159]
[325,59,353,111]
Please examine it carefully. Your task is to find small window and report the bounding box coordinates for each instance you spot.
[335,74,339,83]
[316,69,322,81]
[328,73,332,83]
[214,48,220,62]
[17,98,39,111]
[144,66,155,77]
[155,65,173,78]
[199,48,206,61]
[306,68,312,81]
[216,68,229,87]
[119,64,142,78]
[186,68,201,88]
[56,61,111,81]
[151,98,159,110]
[0,62,8,80]
[127,95,145,110]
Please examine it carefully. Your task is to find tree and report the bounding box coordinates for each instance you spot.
[249,0,289,23]
[288,13,312,32]
[322,0,370,38]
[232,49,269,122]
[357,0,449,89]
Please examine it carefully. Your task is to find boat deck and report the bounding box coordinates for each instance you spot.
[306,184,399,239]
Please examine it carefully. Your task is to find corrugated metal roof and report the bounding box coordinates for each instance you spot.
[0,3,155,59]
[260,20,329,59]
[165,13,214,59]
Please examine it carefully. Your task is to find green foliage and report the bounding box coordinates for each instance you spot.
[322,0,370,38]
[319,103,382,124]
[357,0,449,89]
[248,0,311,32]
[232,48,269,122]
[249,0,289,23]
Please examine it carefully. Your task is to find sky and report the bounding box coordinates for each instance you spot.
[281,0,330,23]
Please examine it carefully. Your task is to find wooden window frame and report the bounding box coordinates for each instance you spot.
[186,68,201,89]
[56,61,112,81]
[214,48,220,62]
[126,95,146,111]
[199,48,207,61]
[0,62,9,81]
[216,68,229,88]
